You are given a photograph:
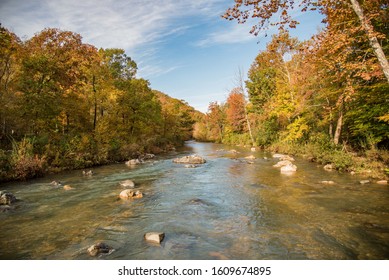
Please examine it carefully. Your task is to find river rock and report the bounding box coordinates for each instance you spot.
[272,153,285,158]
[51,181,62,186]
[82,170,93,176]
[360,180,370,185]
[245,155,256,160]
[87,242,112,257]
[63,185,74,190]
[144,232,165,244]
[250,147,256,152]
[173,154,206,164]
[0,191,17,205]
[119,189,143,199]
[184,164,197,168]
[320,180,335,185]
[0,205,13,213]
[125,158,142,166]
[376,180,388,185]
[280,164,297,173]
[119,179,135,188]
[280,155,295,162]
[141,153,155,160]
[324,164,335,171]
[273,160,293,168]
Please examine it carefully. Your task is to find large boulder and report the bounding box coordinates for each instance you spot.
[119,189,143,199]
[119,179,135,188]
[173,154,206,164]
[0,191,16,205]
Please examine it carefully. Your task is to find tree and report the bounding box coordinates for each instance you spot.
[225,87,247,133]
[224,0,389,83]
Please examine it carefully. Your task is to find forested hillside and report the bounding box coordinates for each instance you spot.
[197,0,389,177]
[0,26,200,181]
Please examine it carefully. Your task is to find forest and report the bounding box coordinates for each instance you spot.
[0,26,201,182]
[1,0,388,181]
[195,0,389,178]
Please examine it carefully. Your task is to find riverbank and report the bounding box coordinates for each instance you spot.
[0,141,179,184]
[266,141,389,180]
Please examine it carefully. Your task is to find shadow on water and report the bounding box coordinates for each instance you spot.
[1,141,388,259]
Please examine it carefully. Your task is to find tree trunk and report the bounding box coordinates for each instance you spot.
[349,0,389,83]
[333,109,343,145]
[92,75,97,130]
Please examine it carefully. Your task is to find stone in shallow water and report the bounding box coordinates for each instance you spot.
[173,154,206,164]
[87,242,112,257]
[144,232,165,244]
[119,189,143,199]
[0,191,16,205]
[119,179,135,188]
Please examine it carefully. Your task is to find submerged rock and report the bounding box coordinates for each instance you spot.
[376,180,387,185]
[144,232,165,244]
[119,189,143,199]
[87,242,112,257]
[173,154,206,164]
[245,155,256,160]
[125,159,142,166]
[0,191,17,205]
[63,185,74,190]
[82,170,93,176]
[184,164,197,168]
[320,180,335,185]
[119,179,135,188]
[273,160,293,168]
[324,164,335,171]
[281,164,297,173]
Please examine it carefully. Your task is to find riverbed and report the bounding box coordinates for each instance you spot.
[1,141,388,259]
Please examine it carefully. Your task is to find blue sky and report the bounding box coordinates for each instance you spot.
[0,0,324,112]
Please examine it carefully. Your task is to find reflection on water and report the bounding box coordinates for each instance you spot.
[0,141,388,259]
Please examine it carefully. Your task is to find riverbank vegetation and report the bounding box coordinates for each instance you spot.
[0,26,200,182]
[196,1,389,178]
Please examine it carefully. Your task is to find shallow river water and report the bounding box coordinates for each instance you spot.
[1,141,388,259]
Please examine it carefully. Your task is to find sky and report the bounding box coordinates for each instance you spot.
[0,0,324,112]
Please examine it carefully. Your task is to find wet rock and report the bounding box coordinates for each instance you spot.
[280,155,295,162]
[229,149,239,154]
[51,181,62,186]
[82,170,93,176]
[320,180,335,185]
[173,154,206,164]
[119,189,143,199]
[125,158,142,166]
[272,153,285,158]
[324,164,335,171]
[119,179,135,188]
[245,155,256,160]
[144,232,165,244]
[273,160,293,168]
[359,180,370,185]
[184,164,197,168]
[0,191,16,205]
[281,164,297,173]
[376,180,388,185]
[250,147,256,152]
[141,153,155,160]
[63,185,74,190]
[87,242,112,257]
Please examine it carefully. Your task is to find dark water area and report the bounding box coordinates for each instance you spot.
[1,141,388,259]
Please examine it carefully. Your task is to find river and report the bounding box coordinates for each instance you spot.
[1,141,388,259]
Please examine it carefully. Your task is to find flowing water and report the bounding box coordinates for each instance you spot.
[1,141,388,260]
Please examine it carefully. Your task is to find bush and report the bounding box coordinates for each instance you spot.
[10,138,47,180]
